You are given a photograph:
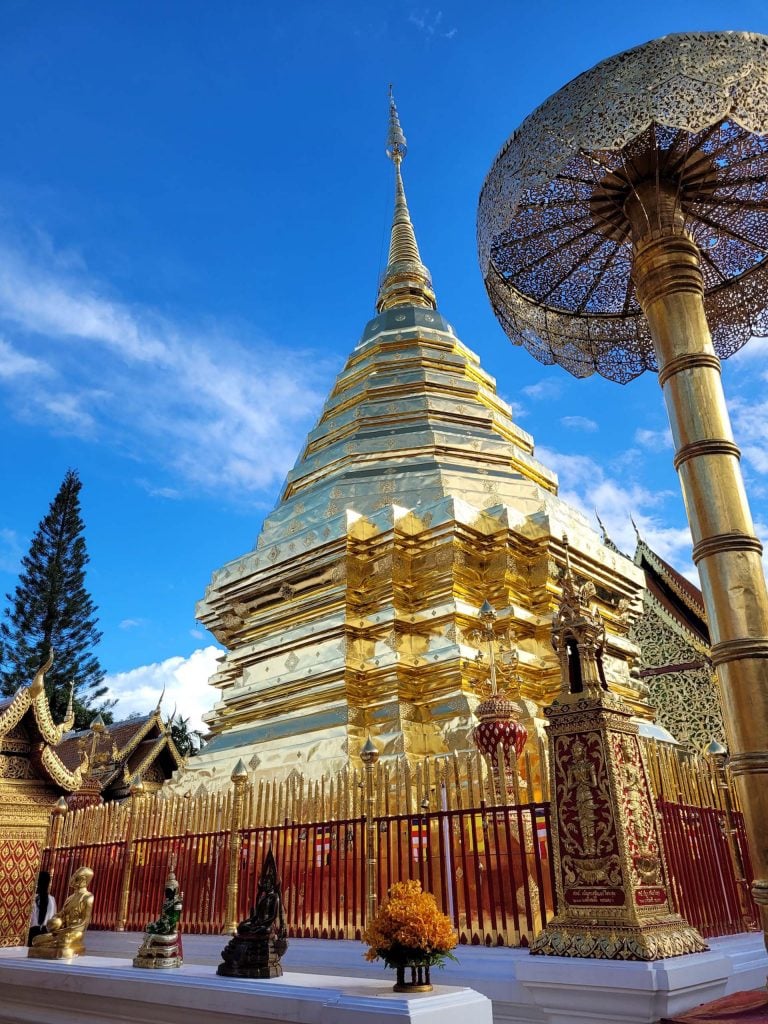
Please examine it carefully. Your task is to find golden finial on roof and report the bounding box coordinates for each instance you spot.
[561,533,575,594]
[61,681,75,732]
[376,87,436,313]
[29,650,54,697]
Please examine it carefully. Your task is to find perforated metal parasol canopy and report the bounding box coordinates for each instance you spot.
[477,32,768,382]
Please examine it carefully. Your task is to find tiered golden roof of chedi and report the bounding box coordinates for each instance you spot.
[168,95,651,792]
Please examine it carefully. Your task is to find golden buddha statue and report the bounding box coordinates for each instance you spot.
[28,866,94,960]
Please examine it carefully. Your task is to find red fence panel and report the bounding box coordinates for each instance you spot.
[237,817,365,940]
[127,831,228,934]
[375,801,555,947]
[657,799,758,937]
[34,794,760,945]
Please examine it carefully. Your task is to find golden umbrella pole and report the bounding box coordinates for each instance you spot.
[478,32,768,951]
[627,189,768,937]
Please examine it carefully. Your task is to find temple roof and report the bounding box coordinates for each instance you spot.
[56,707,183,795]
[0,656,87,792]
[634,536,709,646]
[596,515,709,646]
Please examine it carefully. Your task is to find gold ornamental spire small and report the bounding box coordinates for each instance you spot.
[376,87,436,313]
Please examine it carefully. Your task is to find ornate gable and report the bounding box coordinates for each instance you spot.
[0,656,86,793]
[57,707,184,803]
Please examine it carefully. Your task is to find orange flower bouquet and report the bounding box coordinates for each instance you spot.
[362,879,458,992]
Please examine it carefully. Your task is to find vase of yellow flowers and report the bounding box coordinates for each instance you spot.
[362,879,458,992]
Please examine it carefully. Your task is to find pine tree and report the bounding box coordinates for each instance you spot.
[0,469,109,728]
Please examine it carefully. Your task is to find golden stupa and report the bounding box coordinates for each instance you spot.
[169,94,652,792]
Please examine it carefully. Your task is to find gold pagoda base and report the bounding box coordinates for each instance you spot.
[530,913,707,960]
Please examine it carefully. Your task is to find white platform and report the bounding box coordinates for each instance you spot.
[0,951,492,1024]
[7,932,766,1024]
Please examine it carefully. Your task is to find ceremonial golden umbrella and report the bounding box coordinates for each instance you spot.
[478,31,768,945]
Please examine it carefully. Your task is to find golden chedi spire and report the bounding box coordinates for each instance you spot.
[178,89,649,794]
[376,88,436,313]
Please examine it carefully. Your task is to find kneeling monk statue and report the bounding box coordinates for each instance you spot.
[218,848,287,978]
[133,869,184,968]
[28,865,94,960]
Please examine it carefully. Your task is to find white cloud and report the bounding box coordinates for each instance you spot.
[561,415,598,432]
[0,239,332,498]
[136,480,182,500]
[408,9,456,39]
[539,445,691,568]
[0,337,52,379]
[743,444,768,474]
[103,646,222,734]
[729,394,768,476]
[119,618,145,630]
[31,391,99,436]
[729,336,768,363]
[522,377,564,401]
[634,426,673,452]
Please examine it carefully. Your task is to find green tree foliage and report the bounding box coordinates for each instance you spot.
[169,713,206,757]
[0,469,110,728]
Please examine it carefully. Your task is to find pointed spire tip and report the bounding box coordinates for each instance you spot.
[376,87,436,314]
[386,85,407,164]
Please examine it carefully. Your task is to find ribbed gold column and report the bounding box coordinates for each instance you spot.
[628,185,768,944]
[224,759,249,935]
[116,777,145,932]
[48,797,68,851]
[360,738,379,925]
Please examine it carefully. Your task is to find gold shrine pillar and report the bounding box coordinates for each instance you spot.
[628,188,768,943]
[531,543,706,959]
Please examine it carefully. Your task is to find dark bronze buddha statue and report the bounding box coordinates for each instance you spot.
[217,848,288,979]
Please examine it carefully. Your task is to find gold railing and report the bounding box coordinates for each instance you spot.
[51,738,737,851]
[643,739,741,811]
[38,739,749,944]
[53,745,552,849]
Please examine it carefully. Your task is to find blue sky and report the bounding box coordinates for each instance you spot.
[1,2,767,728]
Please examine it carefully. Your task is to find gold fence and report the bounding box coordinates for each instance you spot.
[47,747,554,944]
[643,739,741,811]
[51,739,735,850]
[39,739,748,944]
[53,745,552,849]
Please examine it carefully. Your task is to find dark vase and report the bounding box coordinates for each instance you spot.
[393,962,432,992]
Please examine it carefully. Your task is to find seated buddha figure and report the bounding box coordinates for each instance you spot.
[133,870,183,969]
[28,866,94,960]
[218,848,288,979]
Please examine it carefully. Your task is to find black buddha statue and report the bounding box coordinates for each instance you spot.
[217,848,288,979]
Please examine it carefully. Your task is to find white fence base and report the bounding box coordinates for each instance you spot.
[0,952,492,1024]
[11,931,765,1024]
